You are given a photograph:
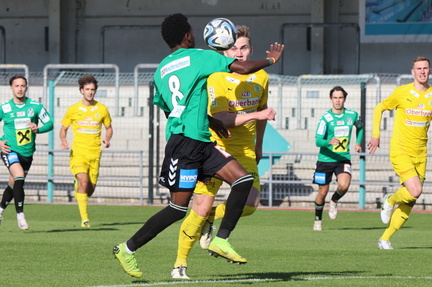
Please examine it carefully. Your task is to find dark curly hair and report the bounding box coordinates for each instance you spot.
[78,74,98,90]
[161,13,191,48]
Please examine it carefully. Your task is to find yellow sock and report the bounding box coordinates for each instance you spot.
[242,205,257,217]
[381,203,413,240]
[214,202,256,221]
[207,206,216,223]
[389,187,417,206]
[174,210,206,267]
[75,192,89,222]
[214,201,227,221]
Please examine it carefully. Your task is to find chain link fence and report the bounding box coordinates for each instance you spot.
[0,69,429,209]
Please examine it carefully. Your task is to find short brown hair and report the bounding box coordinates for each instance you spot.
[9,75,27,86]
[329,86,348,99]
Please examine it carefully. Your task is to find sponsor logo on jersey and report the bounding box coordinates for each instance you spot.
[228,97,260,108]
[209,86,217,107]
[410,90,420,98]
[317,120,326,135]
[334,126,349,137]
[77,121,100,127]
[14,118,30,129]
[77,128,99,134]
[336,120,344,125]
[418,104,425,109]
[39,108,51,123]
[254,84,261,93]
[324,113,333,121]
[314,172,326,185]
[246,74,256,84]
[241,91,251,98]
[179,169,198,189]
[405,120,429,127]
[160,56,190,79]
[226,75,240,85]
[2,103,12,113]
[406,108,432,116]
[17,111,25,117]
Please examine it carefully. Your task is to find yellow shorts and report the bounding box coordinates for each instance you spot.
[194,156,260,196]
[69,150,101,184]
[390,152,426,184]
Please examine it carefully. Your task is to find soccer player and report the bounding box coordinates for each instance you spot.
[0,75,54,230]
[112,13,284,279]
[171,25,276,279]
[312,86,363,231]
[368,56,432,250]
[59,74,113,228]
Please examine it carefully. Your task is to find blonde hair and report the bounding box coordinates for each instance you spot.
[236,25,251,46]
[412,56,430,67]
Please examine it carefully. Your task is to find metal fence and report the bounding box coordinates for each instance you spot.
[0,68,429,210]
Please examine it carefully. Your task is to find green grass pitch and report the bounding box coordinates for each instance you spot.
[1,204,431,286]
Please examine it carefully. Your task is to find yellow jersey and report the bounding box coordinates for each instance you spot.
[61,100,112,153]
[207,70,268,156]
[372,82,432,156]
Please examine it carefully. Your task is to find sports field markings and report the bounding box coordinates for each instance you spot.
[91,275,432,287]
[91,278,278,287]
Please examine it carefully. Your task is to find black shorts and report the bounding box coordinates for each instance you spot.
[312,160,351,185]
[159,134,234,192]
[1,151,33,174]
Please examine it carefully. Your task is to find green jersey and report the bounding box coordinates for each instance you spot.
[153,48,235,142]
[315,108,363,162]
[0,98,54,157]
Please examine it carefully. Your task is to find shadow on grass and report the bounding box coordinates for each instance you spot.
[219,270,367,282]
[101,222,145,226]
[45,227,118,233]
[337,226,412,231]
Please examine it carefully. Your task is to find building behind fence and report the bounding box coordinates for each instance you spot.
[0,68,430,210]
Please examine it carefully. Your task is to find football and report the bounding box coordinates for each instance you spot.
[203,18,237,51]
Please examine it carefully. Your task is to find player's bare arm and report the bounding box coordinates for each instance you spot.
[208,116,230,139]
[367,137,380,154]
[213,108,276,128]
[59,125,69,150]
[0,140,10,154]
[103,125,113,148]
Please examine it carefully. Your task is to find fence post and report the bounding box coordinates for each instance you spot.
[358,82,367,209]
[47,80,55,203]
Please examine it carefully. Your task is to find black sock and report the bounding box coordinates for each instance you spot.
[0,185,14,209]
[331,190,344,203]
[127,202,187,251]
[217,174,253,239]
[315,202,324,221]
[13,178,25,213]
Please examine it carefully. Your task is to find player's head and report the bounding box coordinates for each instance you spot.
[161,13,194,49]
[223,25,253,62]
[329,86,347,112]
[411,56,430,85]
[78,74,98,91]
[9,75,27,86]
[9,75,28,100]
[329,86,347,99]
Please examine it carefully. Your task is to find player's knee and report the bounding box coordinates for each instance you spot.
[232,174,254,193]
[241,205,257,217]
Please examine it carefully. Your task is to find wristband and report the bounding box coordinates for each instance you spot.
[266,57,276,65]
